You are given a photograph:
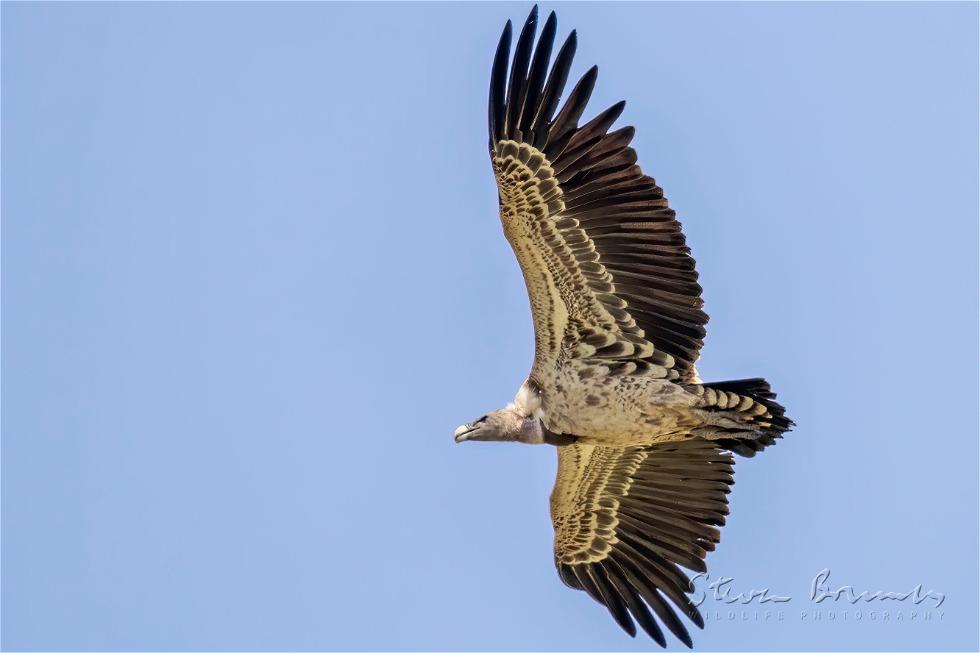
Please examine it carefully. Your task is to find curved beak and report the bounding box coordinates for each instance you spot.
[454,423,478,443]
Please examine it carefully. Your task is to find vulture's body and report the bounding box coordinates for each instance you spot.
[454,7,793,648]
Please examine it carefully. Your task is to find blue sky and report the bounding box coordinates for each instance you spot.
[2,2,977,651]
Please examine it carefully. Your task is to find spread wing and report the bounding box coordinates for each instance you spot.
[489,8,708,382]
[551,439,733,647]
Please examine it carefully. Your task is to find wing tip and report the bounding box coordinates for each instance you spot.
[525,4,539,28]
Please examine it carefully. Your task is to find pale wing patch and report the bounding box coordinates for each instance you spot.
[493,140,675,379]
[550,444,647,564]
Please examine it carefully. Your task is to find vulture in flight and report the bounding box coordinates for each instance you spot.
[453,6,793,648]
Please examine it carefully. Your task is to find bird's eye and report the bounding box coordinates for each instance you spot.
[475,416,488,425]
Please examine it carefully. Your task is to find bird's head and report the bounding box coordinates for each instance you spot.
[454,406,576,445]
[454,405,543,444]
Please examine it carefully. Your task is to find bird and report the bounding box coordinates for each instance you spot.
[453,6,794,649]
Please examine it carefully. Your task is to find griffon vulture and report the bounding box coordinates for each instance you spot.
[453,7,793,648]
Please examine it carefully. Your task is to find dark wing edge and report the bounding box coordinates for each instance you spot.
[488,7,708,379]
[551,439,734,647]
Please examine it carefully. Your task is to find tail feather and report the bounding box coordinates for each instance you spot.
[694,378,794,458]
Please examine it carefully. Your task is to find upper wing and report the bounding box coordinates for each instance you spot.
[489,8,707,382]
[550,439,733,647]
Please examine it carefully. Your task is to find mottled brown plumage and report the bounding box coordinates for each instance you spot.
[454,7,793,648]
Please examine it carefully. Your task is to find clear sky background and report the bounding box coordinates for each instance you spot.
[3,2,977,651]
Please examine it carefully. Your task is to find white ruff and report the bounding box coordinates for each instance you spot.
[513,381,545,420]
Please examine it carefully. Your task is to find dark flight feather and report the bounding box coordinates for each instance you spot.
[488,21,512,145]
[504,7,538,138]
[518,11,557,138]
